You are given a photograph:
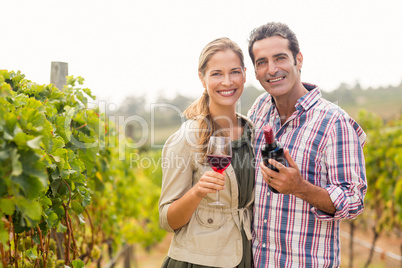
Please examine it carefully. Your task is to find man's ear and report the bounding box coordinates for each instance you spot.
[296,52,303,71]
[199,71,206,89]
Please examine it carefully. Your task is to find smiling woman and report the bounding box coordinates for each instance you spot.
[199,49,246,118]
[158,37,255,268]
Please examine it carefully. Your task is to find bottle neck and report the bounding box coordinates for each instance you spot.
[264,141,278,150]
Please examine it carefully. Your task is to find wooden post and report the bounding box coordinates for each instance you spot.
[126,124,134,139]
[50,62,68,261]
[50,62,68,90]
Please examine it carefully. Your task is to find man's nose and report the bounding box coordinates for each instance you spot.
[268,62,278,76]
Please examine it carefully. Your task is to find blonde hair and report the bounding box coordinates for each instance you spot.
[183,37,245,154]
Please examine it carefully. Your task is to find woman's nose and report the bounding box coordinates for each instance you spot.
[221,75,232,86]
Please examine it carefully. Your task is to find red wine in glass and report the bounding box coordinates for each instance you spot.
[207,154,232,174]
[206,136,232,206]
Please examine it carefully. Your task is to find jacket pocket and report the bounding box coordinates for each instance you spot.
[182,207,231,255]
[195,207,225,228]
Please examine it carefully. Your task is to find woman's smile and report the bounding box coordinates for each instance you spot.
[218,89,237,96]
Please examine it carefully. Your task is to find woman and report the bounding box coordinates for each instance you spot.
[159,37,255,268]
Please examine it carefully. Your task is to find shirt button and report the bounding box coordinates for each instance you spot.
[264,219,267,223]
[262,243,266,248]
[208,218,213,224]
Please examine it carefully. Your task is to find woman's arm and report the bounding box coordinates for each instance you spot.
[159,123,226,231]
[167,171,225,230]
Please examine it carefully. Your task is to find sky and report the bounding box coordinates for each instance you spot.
[2,0,402,107]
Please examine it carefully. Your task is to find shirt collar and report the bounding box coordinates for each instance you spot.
[295,83,321,111]
[269,82,321,112]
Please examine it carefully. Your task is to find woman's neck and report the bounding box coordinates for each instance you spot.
[209,105,243,140]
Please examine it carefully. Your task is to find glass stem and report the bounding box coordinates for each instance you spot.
[216,191,220,203]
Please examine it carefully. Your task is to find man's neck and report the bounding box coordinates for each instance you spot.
[273,83,308,125]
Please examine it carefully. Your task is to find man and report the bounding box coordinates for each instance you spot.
[247,22,367,267]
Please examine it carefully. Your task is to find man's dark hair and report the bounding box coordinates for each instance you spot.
[248,22,300,65]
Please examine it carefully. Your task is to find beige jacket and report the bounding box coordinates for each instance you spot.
[159,114,254,268]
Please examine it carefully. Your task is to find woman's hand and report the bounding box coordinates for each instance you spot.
[193,171,225,198]
[167,171,226,230]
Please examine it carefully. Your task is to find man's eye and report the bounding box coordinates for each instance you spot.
[256,60,267,66]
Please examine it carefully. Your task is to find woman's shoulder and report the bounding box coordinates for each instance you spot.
[236,113,255,146]
[236,113,254,128]
[163,119,201,151]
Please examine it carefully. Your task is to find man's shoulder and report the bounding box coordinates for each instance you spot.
[313,97,366,145]
[314,97,350,119]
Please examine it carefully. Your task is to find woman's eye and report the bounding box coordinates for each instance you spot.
[211,73,220,76]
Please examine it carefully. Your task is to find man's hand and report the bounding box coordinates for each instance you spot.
[260,149,336,214]
[260,149,306,195]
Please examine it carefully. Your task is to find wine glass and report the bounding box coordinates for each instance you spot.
[206,136,232,206]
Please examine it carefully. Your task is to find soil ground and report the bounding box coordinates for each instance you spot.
[128,223,401,268]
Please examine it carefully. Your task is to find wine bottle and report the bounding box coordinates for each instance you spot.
[261,124,286,193]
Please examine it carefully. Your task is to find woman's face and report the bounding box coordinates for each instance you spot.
[200,50,246,110]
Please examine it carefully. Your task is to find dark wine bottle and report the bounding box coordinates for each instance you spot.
[261,124,286,193]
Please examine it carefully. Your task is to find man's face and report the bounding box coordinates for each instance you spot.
[252,36,303,98]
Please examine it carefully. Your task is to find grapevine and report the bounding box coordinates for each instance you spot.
[357,110,402,267]
[0,70,165,267]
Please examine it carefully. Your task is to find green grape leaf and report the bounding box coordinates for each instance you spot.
[0,223,8,244]
[82,87,95,99]
[40,196,52,207]
[0,198,15,215]
[72,259,85,268]
[25,246,38,260]
[13,132,29,148]
[50,179,69,197]
[46,212,59,228]
[55,106,75,142]
[78,213,85,225]
[27,136,42,149]
[71,200,84,214]
[11,149,22,176]
[57,222,67,233]
[82,190,91,207]
[78,149,95,176]
[0,149,10,160]
[15,197,42,222]
[51,136,65,153]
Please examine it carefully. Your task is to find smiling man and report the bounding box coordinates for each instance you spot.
[247,22,367,267]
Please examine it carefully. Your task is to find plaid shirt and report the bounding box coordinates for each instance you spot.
[247,83,367,267]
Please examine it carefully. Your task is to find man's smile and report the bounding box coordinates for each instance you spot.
[267,76,285,83]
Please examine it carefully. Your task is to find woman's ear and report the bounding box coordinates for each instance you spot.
[199,71,206,89]
[244,67,247,83]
